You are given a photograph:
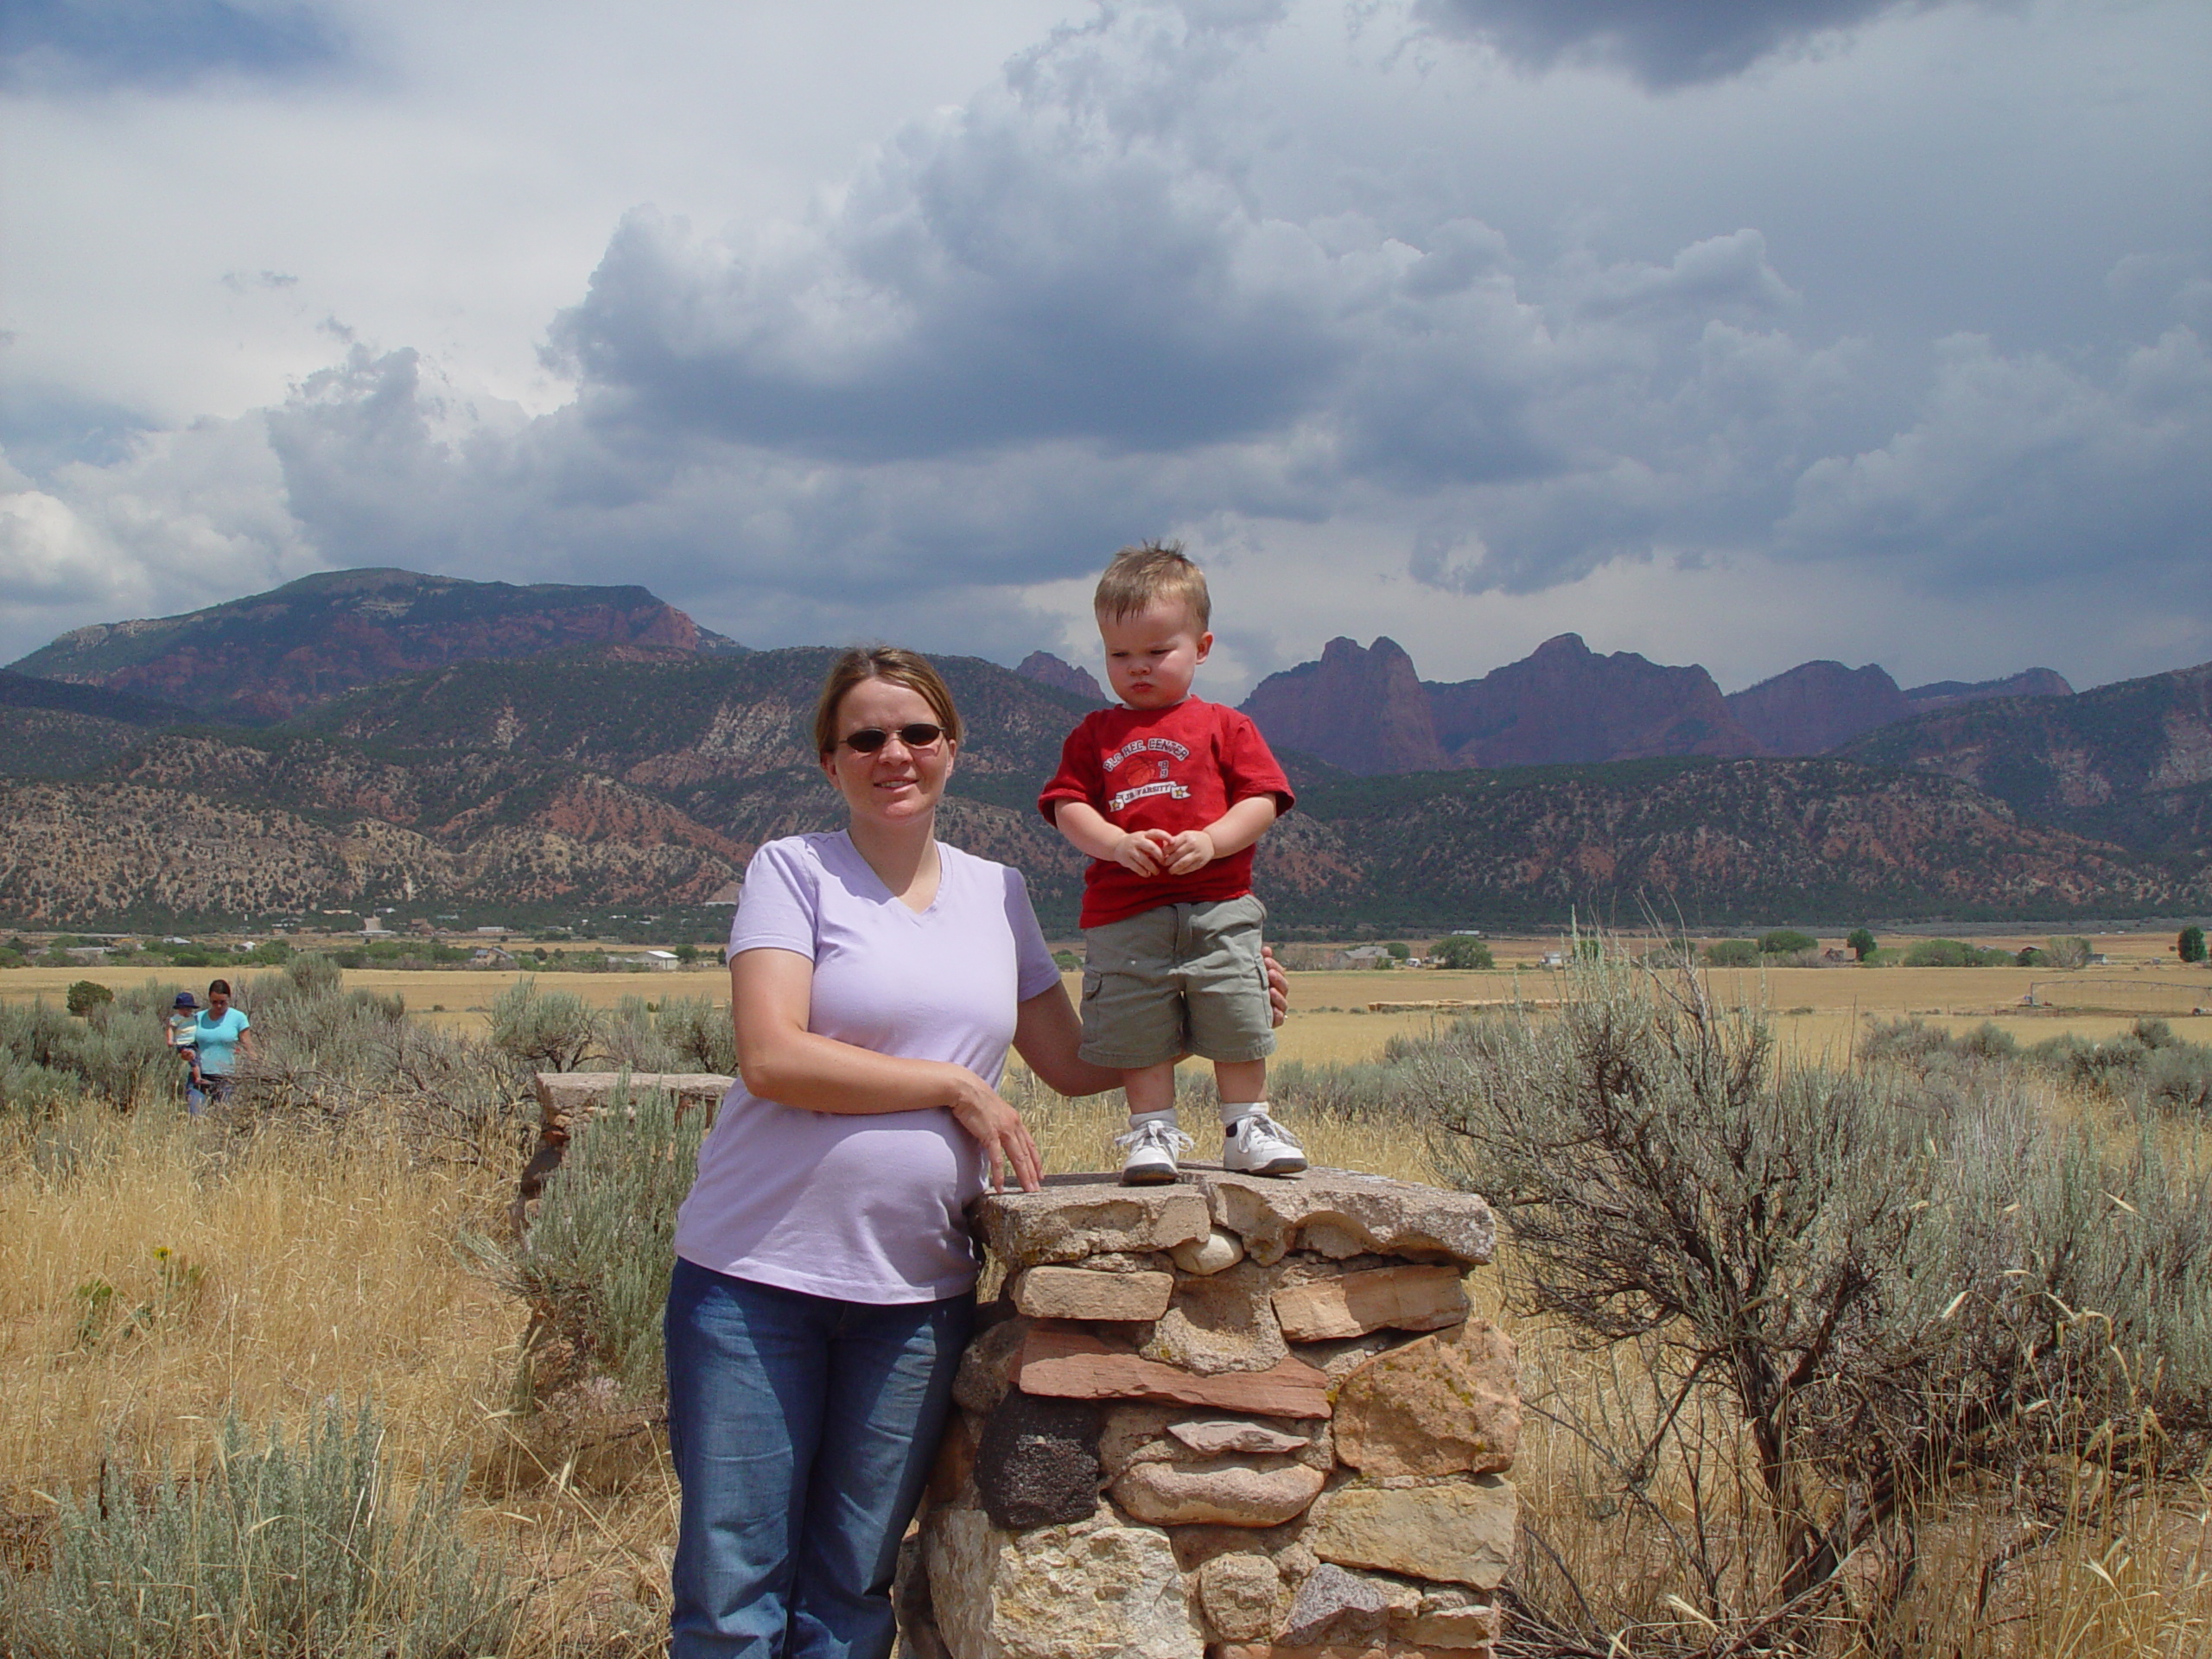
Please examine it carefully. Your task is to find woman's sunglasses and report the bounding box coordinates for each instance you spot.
[837,723,948,754]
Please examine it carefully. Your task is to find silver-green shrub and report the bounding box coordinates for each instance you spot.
[229,958,520,1157]
[653,995,739,1075]
[499,1081,709,1402]
[0,986,180,1117]
[487,976,598,1072]
[1414,955,2212,1627]
[1,1401,514,1659]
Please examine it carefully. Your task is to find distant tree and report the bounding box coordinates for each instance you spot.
[1383,941,1411,961]
[66,980,114,1018]
[674,944,701,965]
[1705,939,1759,968]
[1846,927,1878,961]
[2180,925,2208,964]
[1431,936,1495,970]
[2045,936,2094,969]
[2015,946,2047,968]
[1052,950,1083,972]
[1904,938,1973,967]
[1759,929,1818,956]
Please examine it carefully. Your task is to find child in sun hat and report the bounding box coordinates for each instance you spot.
[168,991,205,1113]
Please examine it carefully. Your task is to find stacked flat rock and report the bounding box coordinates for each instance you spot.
[907,1167,1517,1659]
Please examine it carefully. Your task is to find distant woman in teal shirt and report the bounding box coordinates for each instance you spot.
[194,980,255,1103]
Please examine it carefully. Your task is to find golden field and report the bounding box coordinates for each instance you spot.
[10,927,2211,1070]
[5,932,2212,1653]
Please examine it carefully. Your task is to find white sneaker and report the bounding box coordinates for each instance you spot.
[1116,1118,1193,1185]
[1222,1109,1306,1177]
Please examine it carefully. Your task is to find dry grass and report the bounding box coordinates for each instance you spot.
[0,1106,677,1656]
[6,973,2212,1655]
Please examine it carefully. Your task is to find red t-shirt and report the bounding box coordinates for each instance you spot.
[1038,696,1294,928]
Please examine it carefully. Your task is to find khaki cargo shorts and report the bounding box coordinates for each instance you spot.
[1078,894,1274,1070]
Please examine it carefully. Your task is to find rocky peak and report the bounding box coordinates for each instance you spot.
[1726,660,1911,755]
[9,567,742,724]
[1240,637,1447,775]
[1427,635,1765,767]
[1016,651,1109,704]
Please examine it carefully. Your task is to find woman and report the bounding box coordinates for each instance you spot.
[664,647,1282,1659]
[193,979,255,1106]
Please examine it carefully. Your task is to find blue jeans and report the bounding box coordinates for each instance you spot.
[664,1257,973,1659]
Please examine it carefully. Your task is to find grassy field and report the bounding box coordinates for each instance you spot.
[6,943,2211,1656]
[11,932,2211,1072]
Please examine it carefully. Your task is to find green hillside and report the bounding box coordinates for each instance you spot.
[1844,661,2212,871]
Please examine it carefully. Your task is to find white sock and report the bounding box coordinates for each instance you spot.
[1220,1100,1268,1128]
[1128,1108,1179,1128]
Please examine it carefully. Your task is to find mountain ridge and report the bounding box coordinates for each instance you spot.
[10,567,743,723]
[0,646,2193,931]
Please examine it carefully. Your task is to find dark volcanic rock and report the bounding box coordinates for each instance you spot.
[10,567,742,723]
[1016,651,1109,704]
[1726,660,1911,755]
[1241,637,1446,776]
[1427,633,1765,767]
[973,1392,1103,1529]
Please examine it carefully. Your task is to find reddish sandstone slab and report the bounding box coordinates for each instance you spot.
[1017,1324,1332,1419]
[1270,1264,1469,1342]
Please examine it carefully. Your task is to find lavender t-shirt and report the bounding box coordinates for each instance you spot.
[672,831,1061,1304]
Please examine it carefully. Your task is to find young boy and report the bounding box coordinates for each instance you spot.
[1039,542,1306,1184]
[168,990,205,1114]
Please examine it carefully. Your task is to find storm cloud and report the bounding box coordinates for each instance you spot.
[3,0,2207,691]
[1,0,343,90]
[1413,0,1957,87]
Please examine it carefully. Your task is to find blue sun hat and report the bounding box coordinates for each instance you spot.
[174,992,199,1008]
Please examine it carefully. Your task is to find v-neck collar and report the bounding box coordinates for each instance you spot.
[838,829,944,918]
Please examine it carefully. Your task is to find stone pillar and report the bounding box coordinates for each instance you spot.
[913,1168,1517,1659]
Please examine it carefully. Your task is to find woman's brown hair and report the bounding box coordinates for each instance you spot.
[811,646,963,758]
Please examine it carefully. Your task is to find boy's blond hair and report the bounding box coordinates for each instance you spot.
[1094,540,1210,632]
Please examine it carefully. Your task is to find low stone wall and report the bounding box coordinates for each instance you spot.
[910,1166,1517,1659]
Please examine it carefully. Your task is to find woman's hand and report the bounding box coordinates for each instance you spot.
[943,1065,1044,1194]
[737,950,1038,1190]
[1262,944,1289,1028]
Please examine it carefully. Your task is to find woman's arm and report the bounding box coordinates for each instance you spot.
[732,950,1042,1192]
[1012,984,1124,1097]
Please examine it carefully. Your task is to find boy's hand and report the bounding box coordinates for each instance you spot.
[1110,829,1174,876]
[1163,829,1217,875]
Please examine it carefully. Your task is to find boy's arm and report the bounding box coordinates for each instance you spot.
[1055,800,1171,876]
[1163,794,1279,875]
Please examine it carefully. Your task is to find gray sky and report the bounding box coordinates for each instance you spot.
[3,0,2206,697]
